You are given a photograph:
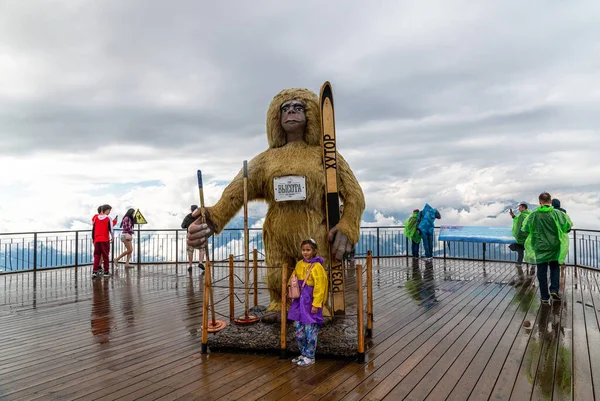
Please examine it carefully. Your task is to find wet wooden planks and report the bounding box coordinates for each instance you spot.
[0,261,599,400]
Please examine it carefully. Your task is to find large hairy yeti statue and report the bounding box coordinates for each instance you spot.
[188,88,365,312]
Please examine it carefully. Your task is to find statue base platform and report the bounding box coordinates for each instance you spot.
[206,318,360,358]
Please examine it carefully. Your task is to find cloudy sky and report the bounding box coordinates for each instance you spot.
[1,0,599,233]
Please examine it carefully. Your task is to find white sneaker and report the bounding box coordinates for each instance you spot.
[296,356,315,367]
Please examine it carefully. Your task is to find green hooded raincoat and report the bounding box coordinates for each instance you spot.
[512,209,531,245]
[404,212,422,243]
[522,205,572,264]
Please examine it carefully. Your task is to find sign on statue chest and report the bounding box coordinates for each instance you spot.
[274,176,306,201]
[267,147,325,203]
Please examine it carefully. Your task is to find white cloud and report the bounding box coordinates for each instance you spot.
[360,210,401,227]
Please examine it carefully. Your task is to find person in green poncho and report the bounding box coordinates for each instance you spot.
[509,203,531,267]
[522,192,573,304]
[404,209,422,258]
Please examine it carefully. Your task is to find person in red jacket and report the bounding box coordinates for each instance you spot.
[92,206,118,268]
[92,204,114,278]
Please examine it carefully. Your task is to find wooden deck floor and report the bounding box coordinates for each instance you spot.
[1,259,599,400]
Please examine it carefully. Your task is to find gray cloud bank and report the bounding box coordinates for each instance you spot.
[0,0,598,230]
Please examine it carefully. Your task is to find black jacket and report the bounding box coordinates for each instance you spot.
[181,213,196,229]
[551,199,567,214]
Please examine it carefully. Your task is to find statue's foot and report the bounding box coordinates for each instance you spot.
[261,311,281,324]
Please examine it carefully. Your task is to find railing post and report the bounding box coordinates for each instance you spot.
[175,230,179,265]
[253,249,258,307]
[482,243,486,262]
[229,254,235,323]
[573,229,577,267]
[74,231,79,267]
[137,224,141,266]
[376,228,380,261]
[33,233,38,272]
[211,235,215,262]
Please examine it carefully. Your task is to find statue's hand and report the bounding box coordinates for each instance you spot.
[187,209,215,249]
[328,226,353,262]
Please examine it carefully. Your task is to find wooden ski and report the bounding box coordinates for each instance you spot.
[320,81,345,316]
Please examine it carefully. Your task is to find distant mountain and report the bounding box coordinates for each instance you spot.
[223,216,263,230]
[498,200,536,215]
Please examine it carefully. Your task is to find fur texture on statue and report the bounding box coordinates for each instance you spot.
[206,88,365,312]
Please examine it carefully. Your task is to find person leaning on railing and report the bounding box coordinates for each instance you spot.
[404,209,422,258]
[417,204,441,261]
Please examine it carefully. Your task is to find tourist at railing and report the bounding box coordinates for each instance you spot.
[551,199,572,237]
[115,208,136,268]
[523,192,573,305]
[552,198,567,214]
[417,204,441,261]
[509,203,531,271]
[181,205,205,273]
[404,209,422,258]
[92,204,114,278]
[92,205,118,268]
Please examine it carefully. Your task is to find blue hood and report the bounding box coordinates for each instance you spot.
[417,203,438,233]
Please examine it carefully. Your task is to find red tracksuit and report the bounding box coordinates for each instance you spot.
[92,215,113,272]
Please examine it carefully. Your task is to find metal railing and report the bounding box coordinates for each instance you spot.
[1,227,598,273]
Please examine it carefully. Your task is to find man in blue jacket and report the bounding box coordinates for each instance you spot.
[417,204,441,260]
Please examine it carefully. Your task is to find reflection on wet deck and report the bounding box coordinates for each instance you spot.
[0,259,599,400]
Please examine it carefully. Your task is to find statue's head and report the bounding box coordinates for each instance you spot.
[266,88,320,148]
[280,99,307,135]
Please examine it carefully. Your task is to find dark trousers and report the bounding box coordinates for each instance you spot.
[411,240,420,257]
[93,242,110,272]
[421,231,434,258]
[509,243,525,264]
[537,260,560,300]
[511,243,525,264]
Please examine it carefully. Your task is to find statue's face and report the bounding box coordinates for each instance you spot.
[280,100,306,131]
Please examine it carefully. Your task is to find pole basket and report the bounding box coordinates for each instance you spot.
[204,319,228,333]
[234,315,259,325]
